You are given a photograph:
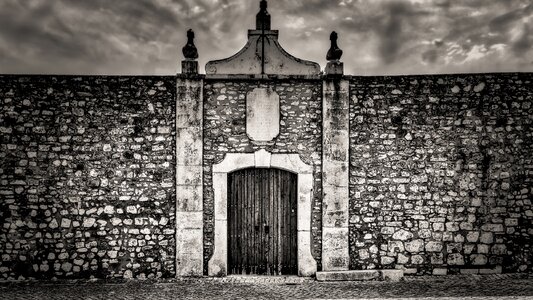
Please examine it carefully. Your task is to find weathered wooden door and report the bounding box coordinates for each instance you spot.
[228,168,297,275]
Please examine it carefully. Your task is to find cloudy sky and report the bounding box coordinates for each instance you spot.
[0,0,532,75]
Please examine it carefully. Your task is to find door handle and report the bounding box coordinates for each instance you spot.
[264,225,270,234]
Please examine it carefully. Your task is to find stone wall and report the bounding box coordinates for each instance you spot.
[203,79,323,272]
[0,76,176,280]
[349,73,533,275]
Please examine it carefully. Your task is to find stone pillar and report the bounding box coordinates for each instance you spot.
[176,76,203,276]
[322,77,350,271]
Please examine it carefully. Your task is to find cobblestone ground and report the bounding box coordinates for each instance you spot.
[1,274,532,300]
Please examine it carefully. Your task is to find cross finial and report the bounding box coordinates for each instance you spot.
[256,0,271,30]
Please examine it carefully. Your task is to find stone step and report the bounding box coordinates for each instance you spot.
[316,270,404,282]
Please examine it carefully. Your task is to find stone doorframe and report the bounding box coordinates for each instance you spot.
[208,149,317,277]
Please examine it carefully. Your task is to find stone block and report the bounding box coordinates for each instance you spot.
[297,231,317,277]
[322,227,349,271]
[323,161,349,187]
[447,253,465,265]
[181,60,198,74]
[297,174,313,231]
[325,61,344,75]
[177,165,203,186]
[246,88,280,141]
[316,270,378,281]
[176,185,202,212]
[425,241,443,252]
[479,266,502,274]
[176,127,202,166]
[405,239,424,253]
[176,228,203,254]
[208,220,227,276]
[480,232,494,244]
[213,153,255,173]
[392,229,413,241]
[470,254,487,265]
[271,154,313,174]
[460,268,479,274]
[381,269,404,282]
[432,268,447,275]
[254,149,271,168]
[323,130,349,161]
[176,254,203,277]
[322,186,349,228]
[213,173,228,221]
[176,212,203,229]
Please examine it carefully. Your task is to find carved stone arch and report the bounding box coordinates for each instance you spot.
[208,149,317,276]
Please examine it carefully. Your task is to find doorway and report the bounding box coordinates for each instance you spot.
[227,168,297,275]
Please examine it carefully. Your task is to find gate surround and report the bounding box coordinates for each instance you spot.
[208,149,317,276]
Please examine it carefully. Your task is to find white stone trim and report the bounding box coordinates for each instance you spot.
[208,150,317,277]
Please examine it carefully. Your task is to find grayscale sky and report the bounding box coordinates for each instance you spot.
[0,0,532,75]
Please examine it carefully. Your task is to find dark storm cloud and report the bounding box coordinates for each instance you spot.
[489,4,533,32]
[512,24,533,55]
[0,0,531,75]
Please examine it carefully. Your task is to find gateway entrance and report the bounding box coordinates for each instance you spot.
[227,168,297,275]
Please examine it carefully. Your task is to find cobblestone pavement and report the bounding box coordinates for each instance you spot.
[1,274,532,300]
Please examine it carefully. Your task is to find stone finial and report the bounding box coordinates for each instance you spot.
[326,31,343,61]
[256,0,271,30]
[182,29,198,60]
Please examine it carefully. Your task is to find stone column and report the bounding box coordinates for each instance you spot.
[176,75,203,276]
[322,74,350,271]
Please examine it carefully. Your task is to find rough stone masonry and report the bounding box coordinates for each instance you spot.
[1,1,532,281]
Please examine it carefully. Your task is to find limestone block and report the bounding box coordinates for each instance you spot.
[176,185,202,212]
[271,154,313,174]
[322,227,349,271]
[392,229,413,241]
[433,268,448,275]
[208,220,227,276]
[246,88,280,141]
[480,232,494,244]
[325,61,344,75]
[297,231,317,277]
[316,270,378,281]
[447,253,465,265]
[254,149,272,168]
[213,153,255,173]
[176,228,203,254]
[470,254,487,265]
[176,212,203,229]
[323,130,349,162]
[176,127,202,166]
[381,269,404,282]
[425,241,443,252]
[177,165,203,186]
[479,265,502,274]
[176,111,201,128]
[322,186,349,228]
[177,79,202,102]
[213,173,228,221]
[323,161,349,187]
[405,239,424,253]
[297,174,313,231]
[176,254,203,277]
[181,61,198,75]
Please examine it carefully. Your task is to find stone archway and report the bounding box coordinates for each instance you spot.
[208,149,317,276]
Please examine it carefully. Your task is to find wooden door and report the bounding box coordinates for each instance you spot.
[228,168,297,275]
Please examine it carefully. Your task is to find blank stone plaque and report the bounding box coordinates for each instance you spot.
[246,88,280,141]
